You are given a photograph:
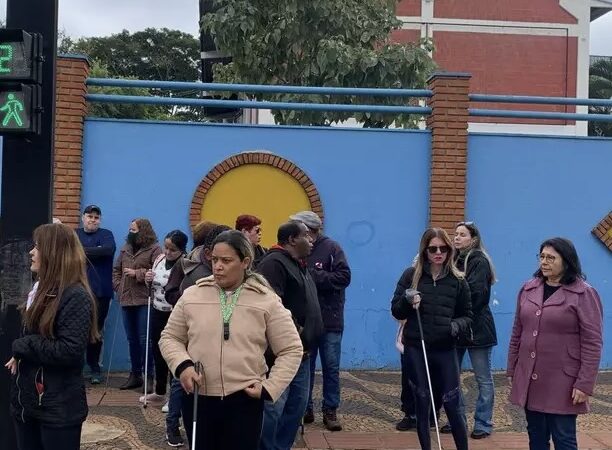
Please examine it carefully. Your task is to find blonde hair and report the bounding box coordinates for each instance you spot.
[411,228,463,289]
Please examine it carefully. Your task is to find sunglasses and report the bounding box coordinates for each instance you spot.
[427,245,450,254]
[456,221,475,227]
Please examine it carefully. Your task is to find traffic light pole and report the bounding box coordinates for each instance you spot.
[0,0,58,446]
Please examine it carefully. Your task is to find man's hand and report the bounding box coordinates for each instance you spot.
[179,366,203,394]
[572,388,588,405]
[244,383,263,399]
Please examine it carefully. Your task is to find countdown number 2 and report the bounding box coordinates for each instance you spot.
[0,44,13,73]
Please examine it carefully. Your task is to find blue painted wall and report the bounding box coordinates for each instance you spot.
[82,119,431,371]
[467,133,612,369]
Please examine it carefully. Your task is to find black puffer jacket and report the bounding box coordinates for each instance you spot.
[11,284,93,427]
[391,265,472,350]
[455,250,497,348]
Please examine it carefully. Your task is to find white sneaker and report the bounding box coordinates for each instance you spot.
[162,401,169,413]
[139,393,165,404]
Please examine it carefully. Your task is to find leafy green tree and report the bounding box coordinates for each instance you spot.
[87,59,169,120]
[203,0,436,127]
[65,28,205,120]
[589,58,612,137]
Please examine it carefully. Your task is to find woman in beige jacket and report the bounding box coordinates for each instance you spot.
[160,230,303,450]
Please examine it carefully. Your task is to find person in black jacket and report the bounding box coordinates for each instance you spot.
[290,210,351,431]
[391,227,472,450]
[447,221,497,439]
[258,220,323,450]
[236,214,268,268]
[5,223,99,450]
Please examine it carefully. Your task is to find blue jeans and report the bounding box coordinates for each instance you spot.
[260,358,310,450]
[457,346,494,433]
[525,409,577,450]
[121,305,153,377]
[307,331,342,412]
[166,378,183,431]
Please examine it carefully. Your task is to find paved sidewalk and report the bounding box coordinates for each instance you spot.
[81,370,612,449]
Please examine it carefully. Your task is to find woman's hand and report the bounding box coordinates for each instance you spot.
[179,366,203,394]
[144,270,154,283]
[123,268,137,278]
[572,388,588,405]
[4,357,17,375]
[411,294,421,310]
[244,382,263,399]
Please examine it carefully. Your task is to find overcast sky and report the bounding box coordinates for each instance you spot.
[1,0,611,55]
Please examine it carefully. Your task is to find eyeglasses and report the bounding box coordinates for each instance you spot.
[254,227,262,234]
[538,253,556,264]
[427,245,450,254]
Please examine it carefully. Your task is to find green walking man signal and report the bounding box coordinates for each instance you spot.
[0,29,42,134]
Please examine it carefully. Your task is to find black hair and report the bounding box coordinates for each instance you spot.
[277,221,305,245]
[204,224,232,250]
[533,237,585,285]
[164,229,188,253]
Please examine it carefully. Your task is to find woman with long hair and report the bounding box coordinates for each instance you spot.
[160,230,303,450]
[508,237,602,450]
[391,227,472,450]
[112,218,162,390]
[5,223,99,450]
[446,221,497,439]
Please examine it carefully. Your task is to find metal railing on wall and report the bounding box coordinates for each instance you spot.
[85,78,433,116]
[469,94,612,123]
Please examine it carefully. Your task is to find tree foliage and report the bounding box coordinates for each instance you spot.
[203,0,436,127]
[63,28,204,121]
[589,59,612,137]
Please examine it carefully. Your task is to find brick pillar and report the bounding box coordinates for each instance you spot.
[426,72,471,233]
[53,55,90,227]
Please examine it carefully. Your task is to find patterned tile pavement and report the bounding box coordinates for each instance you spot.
[81,371,612,449]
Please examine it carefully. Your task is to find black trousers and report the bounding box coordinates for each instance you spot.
[182,390,264,450]
[150,307,171,394]
[14,418,82,450]
[86,296,111,373]
[405,345,468,450]
[400,350,442,420]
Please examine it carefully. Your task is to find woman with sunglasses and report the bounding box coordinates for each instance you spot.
[445,221,497,439]
[507,237,602,450]
[392,228,472,450]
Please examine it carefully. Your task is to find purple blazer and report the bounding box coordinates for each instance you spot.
[507,277,603,415]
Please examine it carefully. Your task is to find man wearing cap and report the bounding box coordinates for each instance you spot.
[290,211,351,431]
[76,205,117,384]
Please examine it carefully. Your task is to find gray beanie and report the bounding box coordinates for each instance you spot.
[289,210,322,230]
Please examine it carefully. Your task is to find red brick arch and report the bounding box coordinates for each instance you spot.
[189,151,324,229]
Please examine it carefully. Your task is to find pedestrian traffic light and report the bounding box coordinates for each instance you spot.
[0,29,42,83]
[0,83,40,134]
[0,29,43,135]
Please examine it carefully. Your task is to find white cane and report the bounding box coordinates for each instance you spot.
[414,302,442,450]
[192,362,203,449]
[143,282,153,409]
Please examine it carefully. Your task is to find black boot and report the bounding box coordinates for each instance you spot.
[119,373,143,390]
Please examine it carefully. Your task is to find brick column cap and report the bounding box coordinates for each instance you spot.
[427,71,472,83]
[58,53,90,65]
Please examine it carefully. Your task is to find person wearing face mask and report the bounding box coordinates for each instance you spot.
[391,228,472,450]
[139,230,188,447]
[160,230,303,450]
[507,237,603,450]
[76,204,116,385]
[112,218,162,390]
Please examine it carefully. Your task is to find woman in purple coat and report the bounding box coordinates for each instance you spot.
[507,237,603,450]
